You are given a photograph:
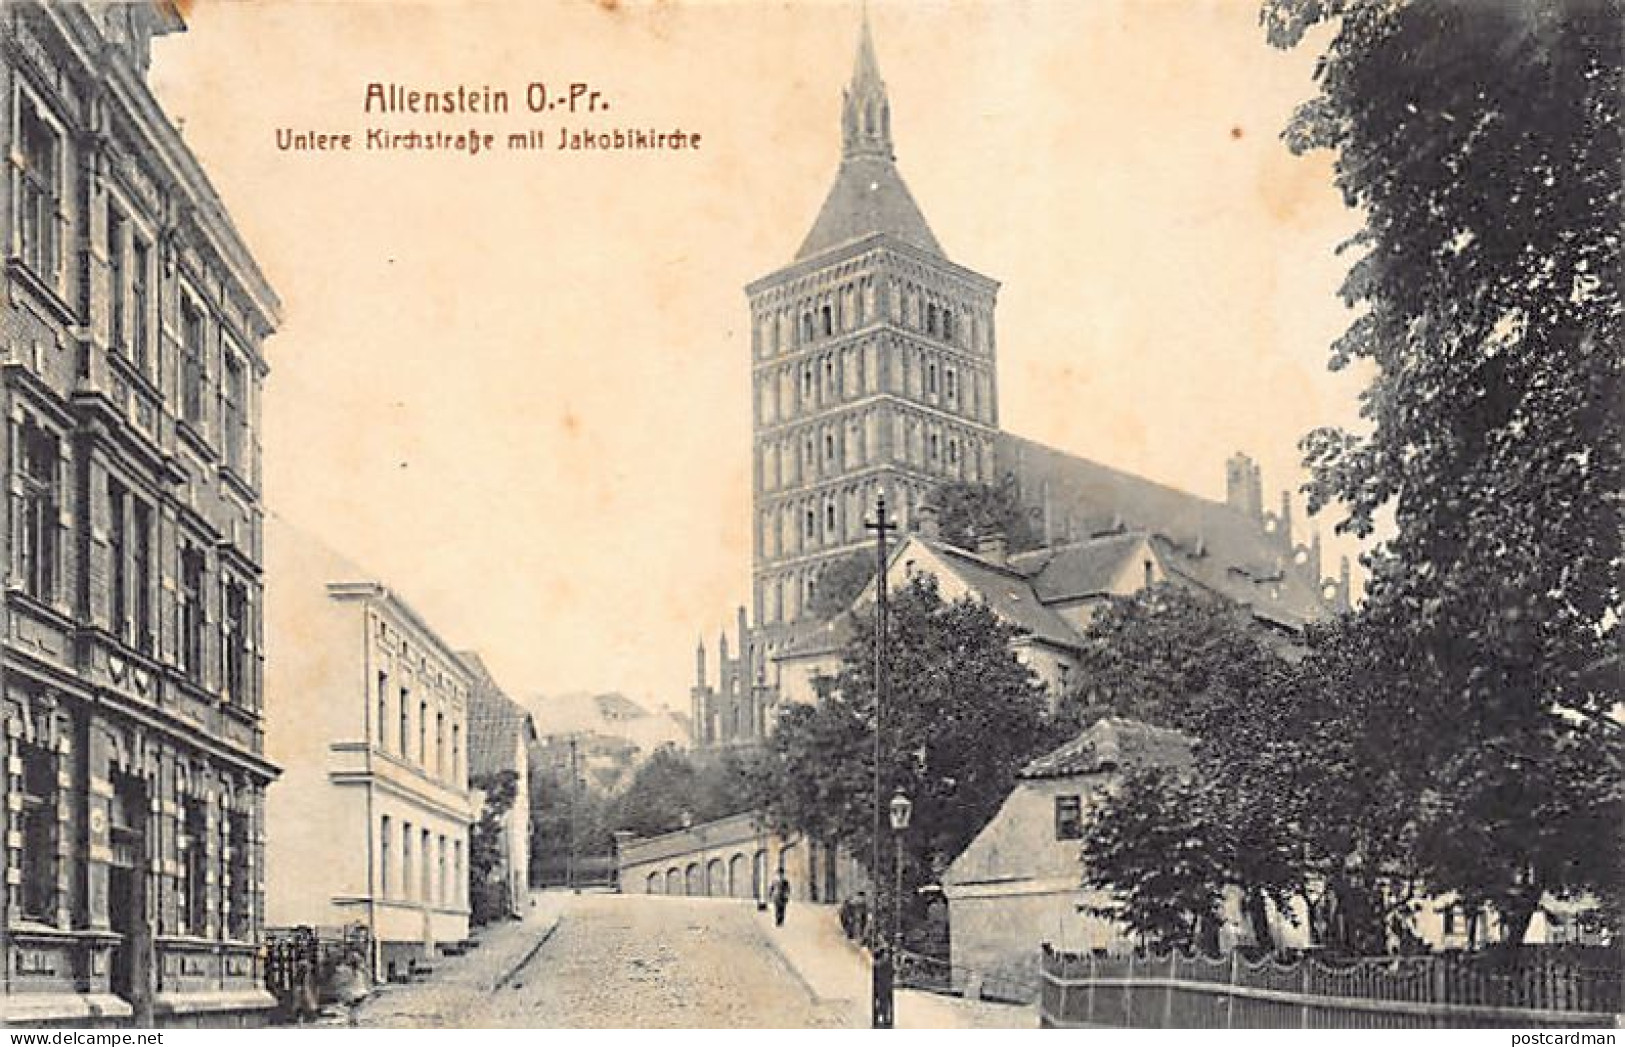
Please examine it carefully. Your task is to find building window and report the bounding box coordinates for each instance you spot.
[223,579,249,705]
[181,300,205,426]
[421,828,432,906]
[436,711,446,777]
[927,362,938,395]
[454,840,464,906]
[109,480,128,636]
[18,421,59,601]
[131,239,150,372]
[132,500,152,654]
[824,432,835,463]
[380,815,392,899]
[451,724,460,782]
[19,741,58,923]
[946,368,958,403]
[821,304,833,338]
[943,310,956,343]
[418,700,428,764]
[17,97,61,283]
[825,503,836,532]
[377,672,390,748]
[399,687,411,754]
[438,835,448,906]
[1443,907,1457,936]
[109,210,127,351]
[804,509,816,541]
[223,350,246,472]
[226,809,251,940]
[402,822,414,899]
[180,547,205,682]
[1055,795,1084,841]
[181,796,209,936]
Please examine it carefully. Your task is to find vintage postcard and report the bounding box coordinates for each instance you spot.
[0,0,1617,1033]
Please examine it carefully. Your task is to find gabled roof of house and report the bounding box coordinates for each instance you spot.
[996,434,1331,627]
[1010,531,1150,604]
[459,652,536,779]
[1020,716,1194,780]
[917,537,1080,649]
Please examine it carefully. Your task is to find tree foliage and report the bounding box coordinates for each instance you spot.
[806,551,874,622]
[927,477,1045,553]
[608,744,767,838]
[470,770,519,924]
[1258,0,1624,946]
[756,575,1057,917]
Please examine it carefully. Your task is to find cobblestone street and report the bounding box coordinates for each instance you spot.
[355,893,855,1028]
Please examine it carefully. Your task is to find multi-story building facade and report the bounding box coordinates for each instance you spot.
[0,1,280,1027]
[746,18,1001,636]
[263,520,476,983]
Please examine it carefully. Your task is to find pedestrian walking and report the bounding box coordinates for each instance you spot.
[769,870,792,927]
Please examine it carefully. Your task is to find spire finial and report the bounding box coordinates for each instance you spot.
[842,3,893,161]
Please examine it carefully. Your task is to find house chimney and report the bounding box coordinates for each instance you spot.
[976,529,1009,566]
[916,501,942,542]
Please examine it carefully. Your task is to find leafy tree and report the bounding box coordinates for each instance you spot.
[806,551,874,622]
[469,770,518,924]
[757,574,1055,926]
[1265,0,1624,945]
[605,743,768,838]
[927,477,1044,553]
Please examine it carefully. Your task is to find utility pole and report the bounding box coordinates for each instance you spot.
[864,492,897,1029]
[565,736,578,891]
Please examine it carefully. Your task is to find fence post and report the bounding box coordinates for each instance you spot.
[1301,957,1312,1028]
[1225,950,1238,1029]
[1086,951,1097,1027]
[1164,953,1176,1029]
[1125,951,1136,1028]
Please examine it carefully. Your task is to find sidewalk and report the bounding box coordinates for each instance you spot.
[752,903,1037,1029]
[350,891,571,1027]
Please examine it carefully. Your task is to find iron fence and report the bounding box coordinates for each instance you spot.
[1038,943,1623,1029]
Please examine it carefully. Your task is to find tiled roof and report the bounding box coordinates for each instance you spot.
[996,434,1330,627]
[459,652,534,779]
[1011,532,1147,604]
[1020,716,1194,780]
[796,155,944,261]
[920,539,1080,650]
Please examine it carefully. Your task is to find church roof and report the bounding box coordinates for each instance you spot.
[996,433,1330,627]
[796,156,944,261]
[793,11,945,262]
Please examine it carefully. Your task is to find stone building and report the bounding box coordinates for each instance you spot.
[262,519,476,983]
[0,1,280,1027]
[747,15,1001,638]
[694,12,1351,748]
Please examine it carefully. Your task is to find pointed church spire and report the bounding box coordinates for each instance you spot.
[842,6,893,161]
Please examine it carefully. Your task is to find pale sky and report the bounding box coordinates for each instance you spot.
[148,0,1367,707]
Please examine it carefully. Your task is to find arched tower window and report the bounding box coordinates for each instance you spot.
[821,304,833,338]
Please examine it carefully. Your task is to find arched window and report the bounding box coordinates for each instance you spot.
[821,305,833,338]
[928,432,940,462]
[824,432,836,463]
[943,310,955,343]
[804,509,816,540]
[825,502,836,532]
[927,362,938,395]
[926,303,938,336]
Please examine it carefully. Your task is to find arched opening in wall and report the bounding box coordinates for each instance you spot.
[706,857,725,897]
[686,863,703,896]
[821,304,833,337]
[646,871,661,895]
[667,868,681,895]
[753,849,768,902]
[729,853,749,898]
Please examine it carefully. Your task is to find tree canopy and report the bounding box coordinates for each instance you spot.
[927,478,1045,553]
[756,574,1058,914]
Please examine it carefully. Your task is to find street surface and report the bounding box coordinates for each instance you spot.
[351,892,1033,1029]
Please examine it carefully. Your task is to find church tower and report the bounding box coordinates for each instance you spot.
[746,12,1002,633]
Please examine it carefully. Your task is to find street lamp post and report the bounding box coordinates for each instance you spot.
[889,790,913,998]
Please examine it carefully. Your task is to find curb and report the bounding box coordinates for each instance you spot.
[492,912,564,991]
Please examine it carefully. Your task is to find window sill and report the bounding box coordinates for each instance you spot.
[6,257,75,326]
